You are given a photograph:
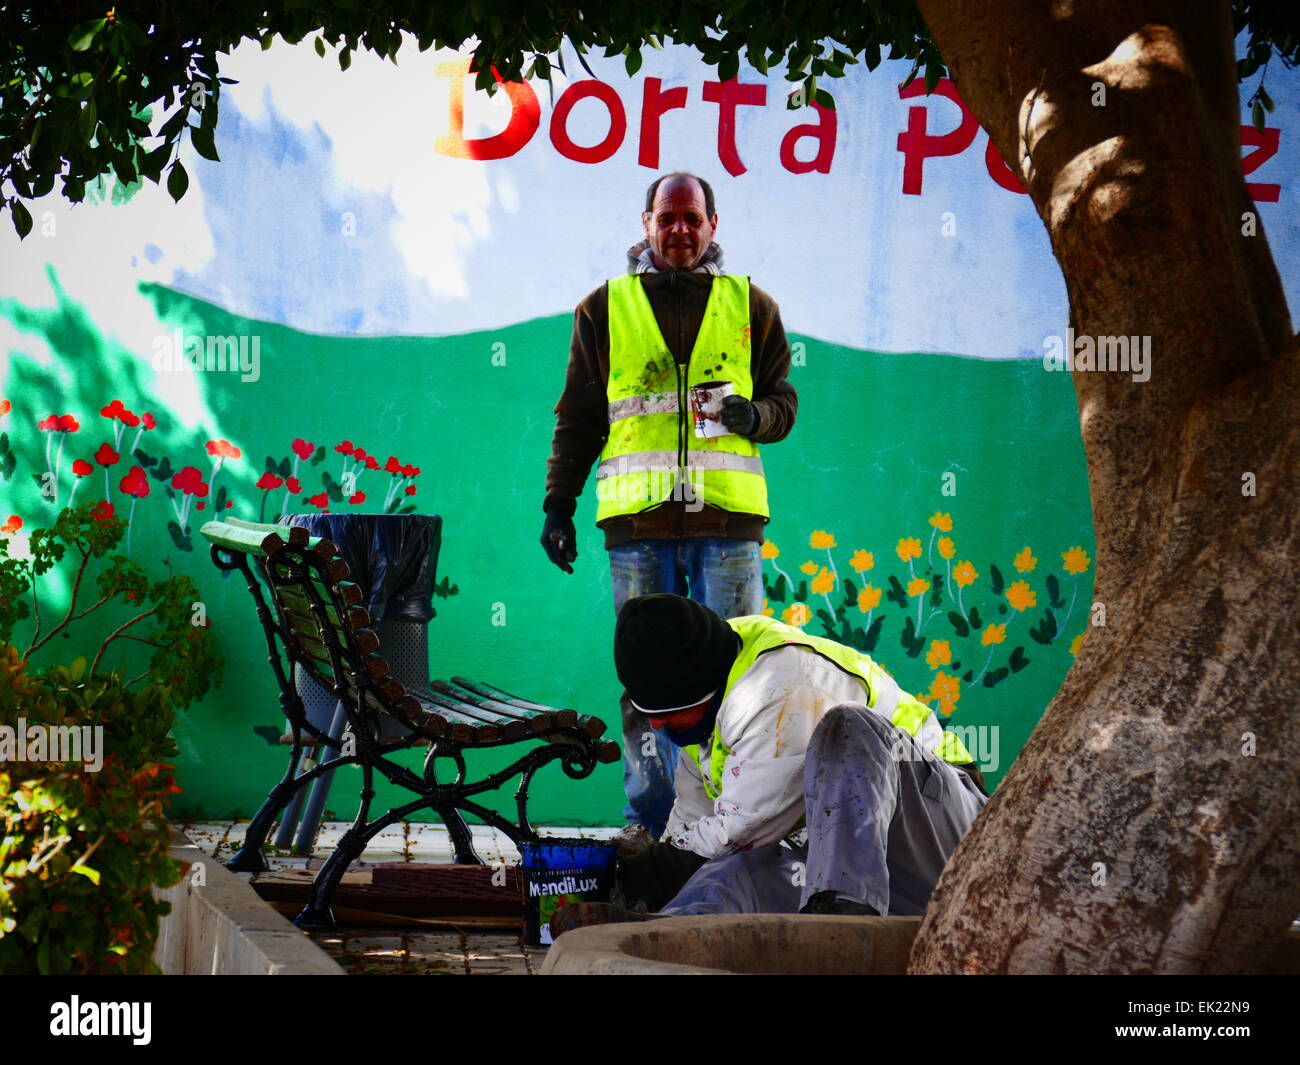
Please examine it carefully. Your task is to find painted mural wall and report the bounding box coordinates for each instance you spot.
[1,36,1296,823]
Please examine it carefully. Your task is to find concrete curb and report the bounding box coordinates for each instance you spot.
[153,828,345,975]
[540,914,923,975]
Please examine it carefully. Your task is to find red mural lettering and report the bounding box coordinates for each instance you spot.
[896,78,980,195]
[1240,124,1281,202]
[702,79,768,176]
[984,136,1027,194]
[550,80,627,163]
[434,57,540,160]
[780,99,837,174]
[639,78,690,169]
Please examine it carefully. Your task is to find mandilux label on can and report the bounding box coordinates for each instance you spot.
[519,837,620,947]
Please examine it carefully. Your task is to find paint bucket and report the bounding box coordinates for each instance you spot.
[519,837,620,947]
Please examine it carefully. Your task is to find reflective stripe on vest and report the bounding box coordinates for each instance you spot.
[684,616,975,800]
[595,274,769,522]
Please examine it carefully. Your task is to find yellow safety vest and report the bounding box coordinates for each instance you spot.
[685,616,976,800]
[595,274,769,522]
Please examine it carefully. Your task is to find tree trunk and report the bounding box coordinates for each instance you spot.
[909,0,1300,973]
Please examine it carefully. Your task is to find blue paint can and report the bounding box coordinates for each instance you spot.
[519,837,619,947]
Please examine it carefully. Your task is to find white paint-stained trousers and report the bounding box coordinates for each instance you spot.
[661,703,989,916]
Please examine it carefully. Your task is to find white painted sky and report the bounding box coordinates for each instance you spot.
[1,34,1296,362]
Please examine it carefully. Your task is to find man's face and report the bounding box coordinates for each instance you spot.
[642,178,718,272]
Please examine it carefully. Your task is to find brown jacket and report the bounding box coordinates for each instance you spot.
[544,240,798,548]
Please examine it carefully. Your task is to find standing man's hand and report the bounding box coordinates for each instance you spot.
[720,394,759,436]
[541,510,578,573]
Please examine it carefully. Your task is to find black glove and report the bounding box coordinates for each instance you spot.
[540,510,577,574]
[720,393,758,436]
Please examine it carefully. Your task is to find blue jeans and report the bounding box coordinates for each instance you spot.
[609,537,764,836]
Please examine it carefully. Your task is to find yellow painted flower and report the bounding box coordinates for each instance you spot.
[1062,546,1091,575]
[896,537,922,563]
[857,584,881,613]
[937,536,955,560]
[981,623,1007,646]
[761,541,780,559]
[810,530,837,549]
[811,567,836,595]
[928,512,953,532]
[782,602,812,628]
[763,598,775,618]
[800,560,818,575]
[1006,579,1037,612]
[925,640,952,669]
[1070,632,1085,655]
[1013,546,1037,573]
[953,560,979,588]
[849,549,874,573]
[907,576,930,597]
[929,671,961,716]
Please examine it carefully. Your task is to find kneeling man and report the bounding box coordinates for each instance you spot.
[610,593,990,918]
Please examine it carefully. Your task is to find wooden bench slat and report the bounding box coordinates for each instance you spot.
[417,688,531,741]
[429,680,553,731]
[450,676,567,714]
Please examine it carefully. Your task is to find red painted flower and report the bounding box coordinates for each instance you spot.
[171,466,210,497]
[205,439,241,459]
[196,501,205,510]
[364,455,379,471]
[39,413,80,432]
[353,447,368,461]
[0,399,10,415]
[334,440,355,455]
[401,464,420,478]
[72,459,93,476]
[307,492,329,508]
[1,515,22,534]
[90,501,116,524]
[285,475,301,494]
[291,438,314,460]
[225,500,233,509]
[120,466,149,498]
[404,484,416,496]
[94,443,120,466]
[141,412,156,430]
[256,472,283,490]
[348,491,366,504]
[384,455,402,474]
[100,399,137,424]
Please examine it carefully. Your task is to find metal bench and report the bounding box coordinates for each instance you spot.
[200,516,618,930]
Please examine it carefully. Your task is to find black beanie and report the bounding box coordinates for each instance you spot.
[614,594,740,713]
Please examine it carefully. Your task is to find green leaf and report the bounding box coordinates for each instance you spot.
[1259,86,1274,113]
[71,864,100,885]
[69,18,106,52]
[315,36,326,58]
[813,88,836,110]
[339,48,352,71]
[625,49,643,76]
[1252,99,1265,131]
[10,200,32,239]
[190,125,219,162]
[924,61,942,94]
[166,161,188,202]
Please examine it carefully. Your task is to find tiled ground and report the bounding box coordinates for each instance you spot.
[176,820,620,975]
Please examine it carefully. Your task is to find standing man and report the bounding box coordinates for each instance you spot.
[540,172,798,842]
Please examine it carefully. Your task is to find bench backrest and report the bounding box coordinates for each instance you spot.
[200,517,431,736]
